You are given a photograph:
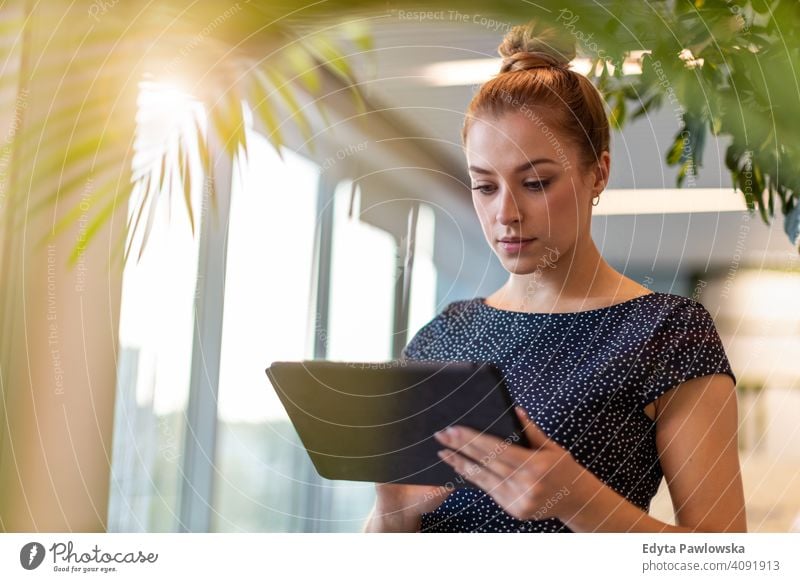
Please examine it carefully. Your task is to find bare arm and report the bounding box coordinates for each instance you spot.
[558,374,747,532]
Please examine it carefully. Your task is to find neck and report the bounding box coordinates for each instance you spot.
[498,236,622,309]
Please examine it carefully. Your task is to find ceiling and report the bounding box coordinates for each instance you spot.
[293,14,800,273]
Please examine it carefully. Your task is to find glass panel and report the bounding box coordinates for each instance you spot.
[407,203,438,337]
[108,82,203,532]
[212,129,320,532]
[316,179,401,530]
[213,168,413,531]
[327,179,396,362]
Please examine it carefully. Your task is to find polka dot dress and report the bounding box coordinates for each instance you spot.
[400,291,737,533]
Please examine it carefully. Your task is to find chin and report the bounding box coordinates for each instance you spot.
[497,257,542,274]
[497,245,560,272]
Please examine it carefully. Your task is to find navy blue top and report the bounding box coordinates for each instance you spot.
[400,291,737,533]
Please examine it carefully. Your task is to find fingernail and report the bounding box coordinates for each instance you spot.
[445,426,459,437]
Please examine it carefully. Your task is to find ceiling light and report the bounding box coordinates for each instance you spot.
[593,188,749,216]
[418,51,649,87]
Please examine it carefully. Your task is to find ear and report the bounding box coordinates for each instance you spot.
[591,150,611,194]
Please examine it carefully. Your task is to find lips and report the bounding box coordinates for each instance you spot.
[497,237,536,254]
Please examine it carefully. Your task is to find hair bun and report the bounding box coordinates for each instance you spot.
[498,20,575,74]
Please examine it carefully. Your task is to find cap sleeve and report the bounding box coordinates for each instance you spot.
[399,300,461,361]
[399,299,469,360]
[639,300,737,407]
[399,329,426,361]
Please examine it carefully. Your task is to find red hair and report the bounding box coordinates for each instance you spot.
[461,21,610,171]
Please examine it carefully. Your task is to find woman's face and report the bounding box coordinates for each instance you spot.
[465,109,607,274]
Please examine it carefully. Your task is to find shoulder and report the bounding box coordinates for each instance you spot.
[644,290,701,309]
[442,298,476,316]
[422,298,477,323]
[423,299,477,333]
[653,292,719,328]
[635,292,725,351]
[638,292,717,325]
[637,292,736,408]
[400,299,477,359]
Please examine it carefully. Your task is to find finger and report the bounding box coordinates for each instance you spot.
[437,448,510,493]
[439,450,518,520]
[515,406,553,449]
[434,426,522,470]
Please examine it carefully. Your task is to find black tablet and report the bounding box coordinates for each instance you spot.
[264,359,529,488]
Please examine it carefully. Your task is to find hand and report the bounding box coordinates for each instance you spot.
[433,406,583,522]
[374,482,455,516]
[365,482,455,532]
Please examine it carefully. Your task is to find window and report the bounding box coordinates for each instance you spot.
[407,203,438,338]
[110,94,441,533]
[327,179,397,362]
[108,82,202,532]
[212,130,321,532]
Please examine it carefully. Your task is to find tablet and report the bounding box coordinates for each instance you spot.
[264,359,529,487]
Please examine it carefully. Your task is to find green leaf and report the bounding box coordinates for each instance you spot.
[193,111,218,217]
[23,153,119,225]
[630,92,662,121]
[304,32,366,115]
[194,112,210,172]
[67,190,129,267]
[753,162,768,224]
[179,140,195,237]
[666,131,685,166]
[610,94,626,130]
[305,33,353,82]
[736,169,755,213]
[137,175,162,263]
[109,222,128,270]
[767,176,775,218]
[247,73,285,162]
[339,19,373,53]
[124,174,153,265]
[710,113,722,135]
[209,88,247,161]
[47,178,115,241]
[676,160,694,188]
[204,160,218,221]
[283,44,320,94]
[157,150,168,208]
[257,66,315,155]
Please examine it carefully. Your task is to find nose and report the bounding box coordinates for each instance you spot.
[495,185,523,225]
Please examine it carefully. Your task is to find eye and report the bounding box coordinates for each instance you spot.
[470,184,496,195]
[524,179,551,191]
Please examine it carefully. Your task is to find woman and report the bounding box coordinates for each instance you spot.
[364,21,746,533]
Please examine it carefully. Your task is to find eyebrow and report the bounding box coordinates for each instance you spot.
[468,158,559,174]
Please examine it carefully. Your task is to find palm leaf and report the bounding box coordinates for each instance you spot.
[257,66,315,155]
[178,139,195,236]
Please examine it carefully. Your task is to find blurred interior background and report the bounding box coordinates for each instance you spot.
[1,1,798,533]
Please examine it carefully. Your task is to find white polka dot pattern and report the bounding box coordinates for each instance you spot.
[400,292,737,533]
